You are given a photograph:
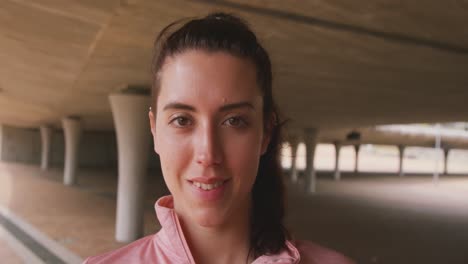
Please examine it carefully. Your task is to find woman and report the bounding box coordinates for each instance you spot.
[85,13,354,264]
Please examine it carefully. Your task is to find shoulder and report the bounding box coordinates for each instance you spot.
[83,235,156,264]
[294,240,355,264]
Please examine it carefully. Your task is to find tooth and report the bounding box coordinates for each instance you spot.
[193,181,224,190]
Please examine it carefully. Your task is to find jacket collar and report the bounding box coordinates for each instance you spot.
[154,195,300,264]
[154,195,195,263]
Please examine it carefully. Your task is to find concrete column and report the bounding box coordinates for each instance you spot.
[433,124,442,184]
[443,148,450,175]
[289,137,299,183]
[110,93,151,242]
[62,117,82,186]
[333,142,341,181]
[398,145,405,177]
[40,125,53,170]
[0,125,3,161]
[354,144,360,175]
[304,128,318,193]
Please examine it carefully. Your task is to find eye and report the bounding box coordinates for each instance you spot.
[170,116,193,128]
[223,116,247,127]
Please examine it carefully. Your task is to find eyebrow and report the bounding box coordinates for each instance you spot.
[163,102,195,111]
[162,101,255,112]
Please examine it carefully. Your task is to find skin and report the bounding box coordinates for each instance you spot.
[149,50,271,263]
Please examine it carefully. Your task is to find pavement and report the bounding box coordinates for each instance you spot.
[0,236,23,264]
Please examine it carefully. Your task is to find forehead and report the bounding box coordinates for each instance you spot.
[157,50,261,107]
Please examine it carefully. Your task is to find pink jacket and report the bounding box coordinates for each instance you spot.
[85,196,354,264]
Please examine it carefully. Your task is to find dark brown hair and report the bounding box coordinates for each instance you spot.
[151,12,288,258]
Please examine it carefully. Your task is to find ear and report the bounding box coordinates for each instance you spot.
[260,114,275,155]
[148,110,159,154]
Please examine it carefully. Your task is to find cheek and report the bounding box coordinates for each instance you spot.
[155,126,192,189]
[225,130,263,189]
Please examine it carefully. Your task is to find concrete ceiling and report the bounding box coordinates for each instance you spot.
[0,0,467,132]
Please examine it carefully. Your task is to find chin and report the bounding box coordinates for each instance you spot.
[192,208,227,228]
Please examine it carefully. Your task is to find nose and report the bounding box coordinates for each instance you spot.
[195,123,223,167]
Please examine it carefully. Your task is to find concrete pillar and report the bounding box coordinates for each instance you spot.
[0,124,3,161]
[304,128,318,193]
[289,137,299,183]
[433,124,442,184]
[354,144,360,175]
[398,145,405,177]
[40,125,53,170]
[62,117,82,186]
[109,93,151,242]
[443,148,450,175]
[333,142,341,181]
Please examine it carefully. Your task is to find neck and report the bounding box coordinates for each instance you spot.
[178,204,253,264]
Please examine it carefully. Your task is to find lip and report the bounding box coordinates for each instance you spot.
[187,178,230,202]
[188,177,228,184]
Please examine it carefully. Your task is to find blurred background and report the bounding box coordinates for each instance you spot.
[0,1,468,263]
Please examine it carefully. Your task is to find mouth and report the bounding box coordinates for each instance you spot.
[187,177,231,202]
[188,179,230,191]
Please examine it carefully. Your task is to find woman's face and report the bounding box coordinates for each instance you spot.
[149,50,270,228]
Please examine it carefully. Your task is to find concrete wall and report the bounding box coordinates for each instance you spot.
[0,125,160,169]
[49,130,118,168]
[0,125,41,164]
